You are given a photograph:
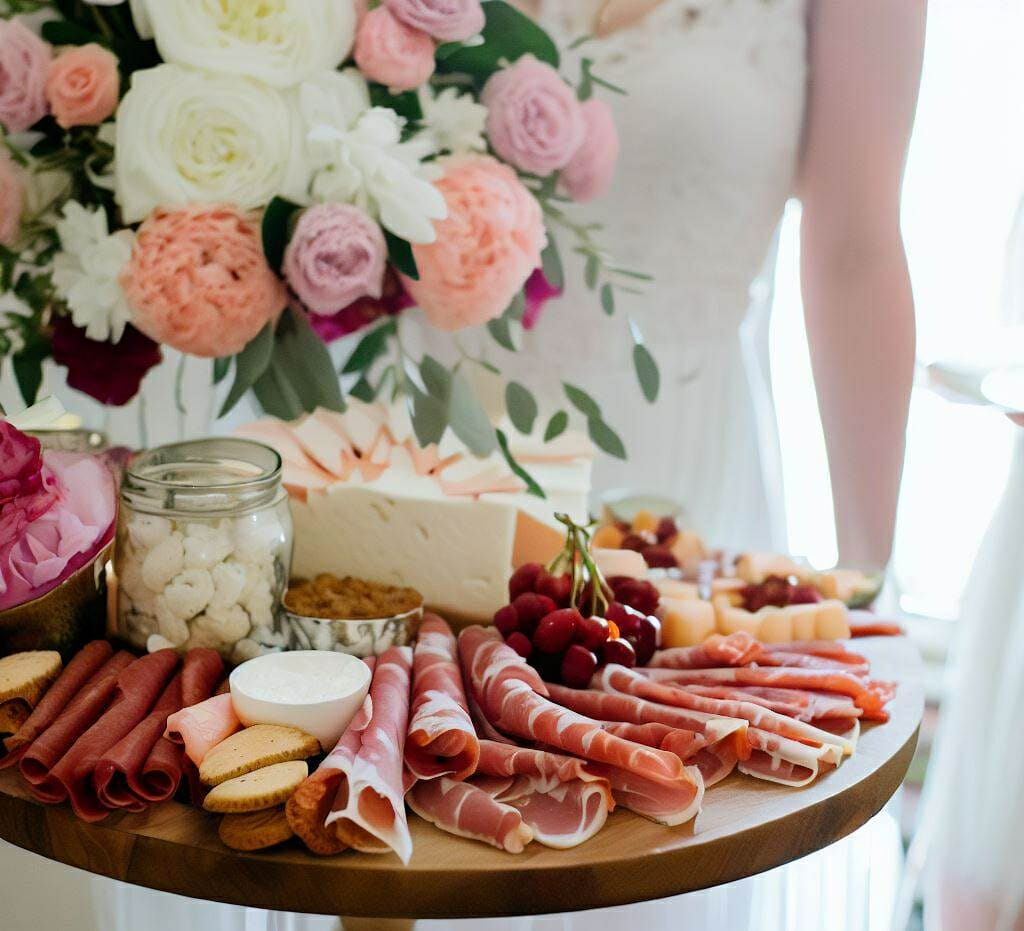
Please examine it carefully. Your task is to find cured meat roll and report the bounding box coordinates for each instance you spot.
[680,685,862,723]
[164,692,240,766]
[405,614,479,782]
[409,778,533,853]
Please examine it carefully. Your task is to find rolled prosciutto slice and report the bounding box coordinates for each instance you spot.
[1,641,113,766]
[760,640,869,662]
[649,633,763,670]
[751,651,870,677]
[31,650,179,819]
[405,613,479,782]
[847,613,903,637]
[599,721,708,763]
[640,666,895,720]
[740,727,844,787]
[164,692,240,766]
[681,684,862,723]
[408,778,533,853]
[459,627,702,825]
[326,646,414,863]
[584,759,705,826]
[19,651,134,787]
[599,665,858,753]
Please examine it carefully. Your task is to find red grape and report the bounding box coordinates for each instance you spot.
[655,516,678,543]
[533,608,581,653]
[611,577,659,615]
[602,637,636,668]
[605,601,642,637]
[576,614,610,650]
[536,571,573,606]
[560,644,598,688]
[511,593,556,634]
[509,563,544,600]
[633,615,661,665]
[493,604,520,638]
[506,631,533,659]
[790,584,821,605]
[620,533,648,552]
[641,544,678,569]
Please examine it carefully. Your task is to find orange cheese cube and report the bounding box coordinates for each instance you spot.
[660,598,716,648]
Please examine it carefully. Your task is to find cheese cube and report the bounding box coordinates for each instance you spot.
[653,578,699,601]
[757,608,794,643]
[788,604,821,641]
[715,598,762,636]
[711,577,746,601]
[669,530,706,572]
[814,600,851,639]
[593,548,647,580]
[735,552,803,585]
[660,598,716,648]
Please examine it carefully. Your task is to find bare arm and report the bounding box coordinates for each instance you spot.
[798,0,926,569]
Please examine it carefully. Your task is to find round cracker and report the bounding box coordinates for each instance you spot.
[0,651,61,705]
[199,724,320,787]
[219,806,295,851]
[203,760,308,814]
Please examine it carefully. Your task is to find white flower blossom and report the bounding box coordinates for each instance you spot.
[417,85,488,155]
[298,70,447,245]
[51,201,134,343]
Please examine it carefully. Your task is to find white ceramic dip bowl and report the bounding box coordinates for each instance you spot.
[229,650,371,751]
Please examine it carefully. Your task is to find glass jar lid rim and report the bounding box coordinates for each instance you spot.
[125,437,283,493]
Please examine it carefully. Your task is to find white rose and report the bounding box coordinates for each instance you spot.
[115,65,307,223]
[137,0,355,88]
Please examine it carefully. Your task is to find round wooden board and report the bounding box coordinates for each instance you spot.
[0,637,922,919]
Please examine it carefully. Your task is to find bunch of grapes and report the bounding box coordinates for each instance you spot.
[741,575,821,613]
[492,515,662,687]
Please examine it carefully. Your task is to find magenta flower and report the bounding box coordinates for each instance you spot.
[522,267,563,330]
[309,269,414,344]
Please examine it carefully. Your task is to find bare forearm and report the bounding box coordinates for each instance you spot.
[801,220,916,567]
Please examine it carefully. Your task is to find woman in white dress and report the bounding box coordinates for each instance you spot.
[87,0,924,929]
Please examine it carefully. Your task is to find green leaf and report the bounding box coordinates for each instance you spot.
[563,383,601,419]
[349,374,376,403]
[12,347,45,406]
[218,322,274,417]
[448,371,497,456]
[408,387,448,447]
[419,354,451,400]
[505,290,526,322]
[486,316,516,352]
[436,0,559,79]
[587,417,626,459]
[544,410,569,442]
[584,254,599,289]
[252,359,305,421]
[369,84,423,123]
[496,429,546,499]
[541,235,564,291]
[633,343,660,403]
[600,282,615,316]
[341,319,396,375]
[261,197,301,273]
[269,308,346,414]
[213,356,231,385]
[385,231,419,280]
[505,381,538,434]
[41,20,102,47]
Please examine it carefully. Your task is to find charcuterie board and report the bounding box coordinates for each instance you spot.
[0,637,921,920]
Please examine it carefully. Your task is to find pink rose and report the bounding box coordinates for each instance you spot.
[121,204,286,358]
[284,204,387,316]
[481,55,585,176]
[0,19,51,133]
[45,43,120,129]
[559,98,619,203]
[403,154,546,331]
[0,148,24,246]
[384,0,484,42]
[354,6,435,92]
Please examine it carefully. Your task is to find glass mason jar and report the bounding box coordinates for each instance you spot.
[115,438,293,663]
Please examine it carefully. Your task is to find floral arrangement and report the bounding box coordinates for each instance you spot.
[0,0,657,478]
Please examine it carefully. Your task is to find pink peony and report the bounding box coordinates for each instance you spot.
[481,55,585,177]
[284,204,387,316]
[309,269,414,344]
[51,317,162,406]
[522,267,562,330]
[120,204,286,358]
[0,148,23,246]
[0,19,50,133]
[354,6,435,92]
[559,98,619,203]
[403,154,546,331]
[45,43,120,129]
[384,0,484,42]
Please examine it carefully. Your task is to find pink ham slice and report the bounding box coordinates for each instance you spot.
[847,612,903,637]
[640,666,895,721]
[649,633,763,670]
[758,640,869,665]
[680,684,862,722]
[751,651,870,677]
[582,759,705,825]
[459,627,702,826]
[596,665,857,754]
[405,613,479,782]
[164,692,240,766]
[19,651,135,788]
[408,777,533,853]
[326,646,414,863]
[29,650,179,820]
[650,634,870,674]
[740,727,844,787]
[1,640,113,767]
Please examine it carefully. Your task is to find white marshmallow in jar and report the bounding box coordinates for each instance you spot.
[115,438,294,665]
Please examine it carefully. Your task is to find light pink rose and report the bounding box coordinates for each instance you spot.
[0,148,24,246]
[0,19,51,133]
[354,6,435,92]
[481,54,585,176]
[384,0,484,42]
[284,204,387,315]
[403,154,546,331]
[559,98,619,203]
[45,43,120,129]
[121,204,286,358]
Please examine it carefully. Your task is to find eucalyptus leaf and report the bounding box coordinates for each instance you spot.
[408,386,448,447]
[587,417,626,459]
[271,308,346,413]
[218,322,274,417]
[544,410,569,442]
[349,374,376,403]
[633,343,660,403]
[496,429,546,499]
[541,235,564,291]
[252,359,305,421]
[448,371,497,455]
[385,231,419,280]
[505,381,538,434]
[584,254,599,289]
[506,290,526,322]
[487,316,516,352]
[261,197,301,273]
[12,347,44,406]
[341,319,396,375]
[419,355,452,400]
[563,383,601,420]
[213,356,231,385]
[600,282,615,316]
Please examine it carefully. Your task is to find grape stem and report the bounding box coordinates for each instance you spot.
[553,513,611,617]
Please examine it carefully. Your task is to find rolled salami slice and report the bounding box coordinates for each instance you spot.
[164,693,240,766]
[325,646,414,863]
[32,650,179,820]
[19,651,134,788]
[405,614,479,782]
[1,641,113,767]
